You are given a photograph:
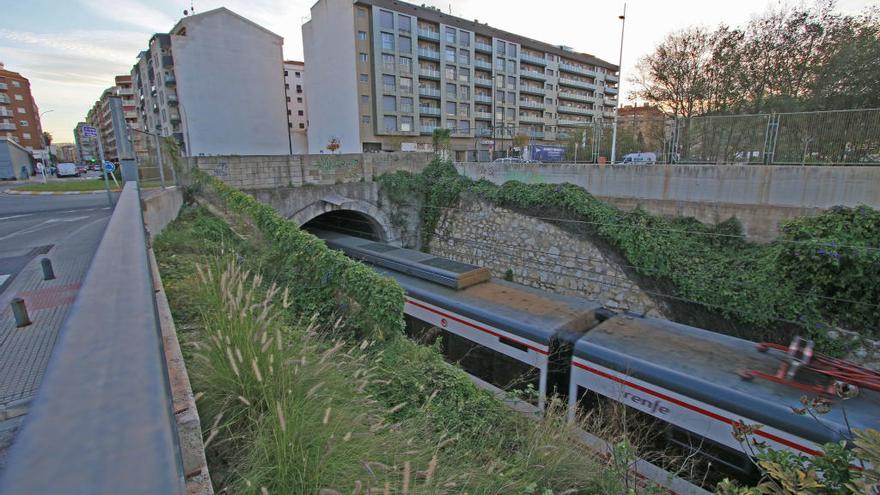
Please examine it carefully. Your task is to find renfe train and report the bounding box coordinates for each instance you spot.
[314,229,880,481]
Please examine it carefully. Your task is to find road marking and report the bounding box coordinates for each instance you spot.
[45,216,89,224]
[0,214,35,222]
[0,275,9,286]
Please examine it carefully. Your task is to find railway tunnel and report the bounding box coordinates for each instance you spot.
[301,209,383,241]
[293,194,396,243]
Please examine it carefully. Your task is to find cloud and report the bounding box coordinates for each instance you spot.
[0,29,144,65]
[79,0,175,32]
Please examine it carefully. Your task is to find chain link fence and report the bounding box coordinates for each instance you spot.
[464,108,880,165]
[127,128,180,187]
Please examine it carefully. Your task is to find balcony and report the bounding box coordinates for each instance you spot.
[558,91,591,103]
[474,42,493,53]
[559,78,596,90]
[420,125,438,135]
[528,131,545,139]
[419,68,440,79]
[605,86,619,95]
[0,95,10,104]
[0,122,16,131]
[474,111,493,120]
[474,94,492,104]
[519,100,544,110]
[166,93,179,105]
[558,118,588,126]
[474,77,492,88]
[418,48,440,60]
[0,83,7,90]
[169,111,181,123]
[519,85,545,96]
[518,114,544,124]
[163,73,176,86]
[476,128,492,137]
[0,108,11,117]
[604,97,617,106]
[474,59,492,70]
[606,73,619,83]
[418,87,441,98]
[520,53,547,66]
[161,55,174,68]
[559,63,597,77]
[520,69,546,81]
[419,106,440,116]
[603,110,617,119]
[558,105,592,115]
[417,29,440,41]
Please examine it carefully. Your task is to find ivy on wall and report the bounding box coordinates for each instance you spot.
[378,159,880,341]
[195,170,405,339]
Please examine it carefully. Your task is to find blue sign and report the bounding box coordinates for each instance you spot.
[529,144,566,163]
[103,162,115,173]
[82,125,98,138]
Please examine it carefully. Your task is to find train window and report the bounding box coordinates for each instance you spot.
[403,315,540,402]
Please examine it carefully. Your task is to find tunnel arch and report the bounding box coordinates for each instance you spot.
[291,198,397,244]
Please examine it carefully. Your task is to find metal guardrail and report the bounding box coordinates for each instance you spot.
[0,183,186,494]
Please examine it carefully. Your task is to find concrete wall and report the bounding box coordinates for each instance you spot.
[142,186,184,240]
[429,196,669,317]
[302,0,361,154]
[0,138,33,180]
[190,151,432,190]
[457,162,880,240]
[172,9,290,155]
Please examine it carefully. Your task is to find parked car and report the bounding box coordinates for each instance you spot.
[56,162,80,178]
[76,165,88,175]
[493,157,527,164]
[621,152,657,165]
[90,163,100,171]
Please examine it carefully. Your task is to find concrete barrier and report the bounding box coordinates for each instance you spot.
[142,186,184,240]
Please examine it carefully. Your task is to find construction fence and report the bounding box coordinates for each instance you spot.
[466,108,880,166]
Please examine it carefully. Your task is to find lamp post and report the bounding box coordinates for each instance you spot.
[38,110,54,182]
[609,3,626,164]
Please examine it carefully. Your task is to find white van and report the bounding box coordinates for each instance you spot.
[621,152,657,165]
[56,162,80,178]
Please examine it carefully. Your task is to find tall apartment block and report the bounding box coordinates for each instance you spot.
[0,63,46,155]
[74,122,98,162]
[85,75,138,162]
[303,0,619,157]
[130,7,290,156]
[284,60,308,153]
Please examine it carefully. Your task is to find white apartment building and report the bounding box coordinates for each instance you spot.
[284,60,308,153]
[302,0,619,157]
[131,7,290,156]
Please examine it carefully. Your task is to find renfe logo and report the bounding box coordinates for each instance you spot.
[623,391,671,415]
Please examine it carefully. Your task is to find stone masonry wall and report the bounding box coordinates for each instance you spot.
[429,196,670,318]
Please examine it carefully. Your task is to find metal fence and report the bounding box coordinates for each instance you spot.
[128,127,180,187]
[464,108,880,166]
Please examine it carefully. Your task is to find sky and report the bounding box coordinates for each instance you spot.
[1,0,873,143]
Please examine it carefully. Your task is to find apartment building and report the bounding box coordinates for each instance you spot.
[55,142,77,163]
[131,7,290,156]
[284,60,308,153]
[0,63,45,153]
[302,0,619,157]
[74,122,98,163]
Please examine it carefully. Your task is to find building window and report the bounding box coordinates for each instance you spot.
[507,60,516,73]
[19,120,28,126]
[295,71,301,77]
[507,43,517,57]
[460,31,470,46]
[545,98,553,105]
[400,36,411,53]
[495,58,504,71]
[383,54,395,72]
[400,115,413,131]
[298,110,304,116]
[288,122,293,128]
[495,74,504,88]
[299,123,305,129]
[546,83,553,90]
[361,95,370,105]
[459,68,470,82]
[286,96,291,102]
[458,49,470,65]
[506,108,515,120]
[445,65,456,80]
[547,68,554,76]
[382,74,395,90]
[445,46,456,62]
[460,103,470,117]
[383,115,397,131]
[400,56,412,73]
[446,119,456,130]
[358,31,367,40]
[22,132,31,139]
[360,52,368,62]
[400,77,413,93]
[17,107,26,114]
[400,96,414,112]
[381,32,394,51]
[285,83,290,89]
[446,101,456,115]
[496,90,505,103]
[360,73,369,82]
[459,120,470,133]
[287,109,292,115]
[383,95,396,112]
[362,115,371,123]
[12,81,21,88]
[297,97,303,103]
[296,84,302,93]
[398,14,411,32]
[284,70,288,76]
[445,27,456,44]
[357,7,367,17]
[14,94,23,101]
[496,40,505,55]
[379,10,394,29]
[446,83,456,98]
[459,85,470,99]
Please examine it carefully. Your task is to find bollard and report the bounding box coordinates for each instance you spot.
[41,258,55,280]
[11,298,31,327]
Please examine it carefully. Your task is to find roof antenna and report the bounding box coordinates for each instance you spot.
[184,0,195,15]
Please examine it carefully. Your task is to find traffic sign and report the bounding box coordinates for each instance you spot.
[82,125,98,138]
[103,162,115,173]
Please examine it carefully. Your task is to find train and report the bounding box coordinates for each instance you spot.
[314,229,880,483]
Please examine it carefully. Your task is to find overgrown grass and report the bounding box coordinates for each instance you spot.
[155,205,657,494]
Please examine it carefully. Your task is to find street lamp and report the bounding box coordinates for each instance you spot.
[609,3,626,164]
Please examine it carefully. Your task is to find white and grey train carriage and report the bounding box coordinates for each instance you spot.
[316,230,880,481]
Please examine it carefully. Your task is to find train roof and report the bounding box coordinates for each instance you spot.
[575,315,880,445]
[373,265,603,347]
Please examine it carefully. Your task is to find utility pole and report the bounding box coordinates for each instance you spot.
[609,3,626,164]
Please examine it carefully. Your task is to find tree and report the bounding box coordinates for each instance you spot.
[42,131,52,146]
[432,128,451,160]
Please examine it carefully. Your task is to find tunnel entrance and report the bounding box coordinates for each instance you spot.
[301,210,383,241]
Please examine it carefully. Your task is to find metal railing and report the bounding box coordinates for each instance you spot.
[0,183,186,494]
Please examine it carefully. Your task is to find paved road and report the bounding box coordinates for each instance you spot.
[0,183,116,469]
